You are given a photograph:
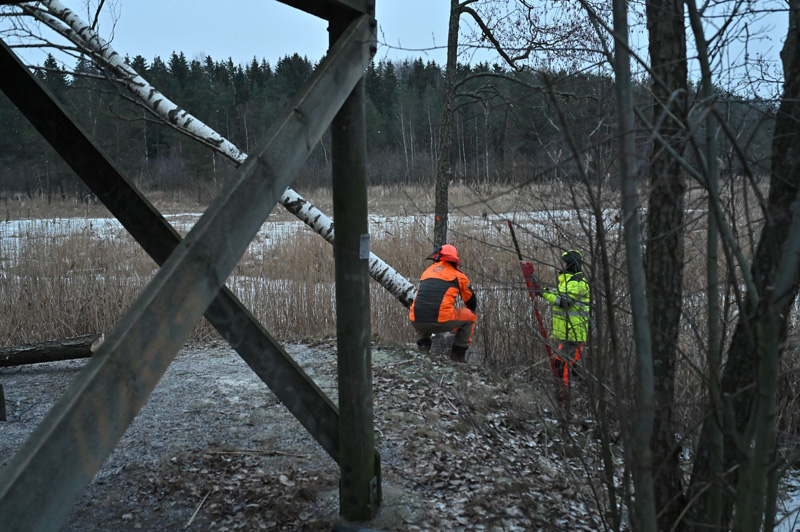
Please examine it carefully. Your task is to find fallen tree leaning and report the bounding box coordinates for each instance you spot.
[20,0,416,308]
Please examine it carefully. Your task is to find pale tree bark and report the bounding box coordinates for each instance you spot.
[14,0,416,307]
[690,2,800,529]
[611,0,657,529]
[643,1,689,529]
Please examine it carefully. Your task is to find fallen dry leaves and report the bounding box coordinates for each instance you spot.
[3,342,614,531]
[369,348,609,531]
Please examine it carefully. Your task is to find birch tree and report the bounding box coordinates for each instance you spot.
[2,0,416,307]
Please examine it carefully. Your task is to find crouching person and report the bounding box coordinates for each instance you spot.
[409,244,477,362]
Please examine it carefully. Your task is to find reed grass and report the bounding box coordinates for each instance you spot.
[1,183,798,441]
[0,222,155,342]
[0,185,570,377]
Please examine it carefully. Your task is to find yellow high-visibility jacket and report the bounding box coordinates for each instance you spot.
[542,271,590,342]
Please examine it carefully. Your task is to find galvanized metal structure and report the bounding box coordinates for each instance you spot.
[0,0,380,528]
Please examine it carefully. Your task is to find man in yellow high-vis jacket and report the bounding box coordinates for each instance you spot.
[540,250,590,389]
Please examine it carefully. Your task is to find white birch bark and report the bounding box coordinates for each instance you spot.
[23,0,416,308]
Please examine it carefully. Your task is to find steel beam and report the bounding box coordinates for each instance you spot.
[0,15,374,531]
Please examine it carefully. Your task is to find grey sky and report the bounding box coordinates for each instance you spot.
[93,0,452,66]
[4,0,789,97]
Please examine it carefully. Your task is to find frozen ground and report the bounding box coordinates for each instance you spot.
[1,340,606,531]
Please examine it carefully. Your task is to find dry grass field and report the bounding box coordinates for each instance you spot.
[1,181,798,390]
[2,181,800,529]
[2,180,799,426]
[0,183,584,374]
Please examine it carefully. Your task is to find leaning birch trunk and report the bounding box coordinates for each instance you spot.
[26,0,416,308]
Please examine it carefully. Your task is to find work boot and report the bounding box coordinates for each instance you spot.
[450,345,468,362]
[417,339,432,353]
[557,386,569,403]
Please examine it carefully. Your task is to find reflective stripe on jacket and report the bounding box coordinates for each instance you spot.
[542,272,590,342]
[409,261,476,323]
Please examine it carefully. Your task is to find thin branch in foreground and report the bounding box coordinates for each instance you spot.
[184,490,210,530]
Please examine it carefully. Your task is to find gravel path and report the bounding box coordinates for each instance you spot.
[1,340,605,531]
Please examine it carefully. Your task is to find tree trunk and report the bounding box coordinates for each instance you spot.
[612,0,657,529]
[644,1,689,529]
[433,0,461,247]
[690,3,800,528]
[0,334,104,367]
[684,0,724,527]
[399,106,409,180]
[483,104,489,183]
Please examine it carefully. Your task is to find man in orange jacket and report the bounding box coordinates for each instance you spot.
[409,244,478,362]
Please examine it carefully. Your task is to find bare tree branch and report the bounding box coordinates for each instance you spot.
[90,0,105,31]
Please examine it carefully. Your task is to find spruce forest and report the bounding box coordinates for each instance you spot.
[0,50,776,200]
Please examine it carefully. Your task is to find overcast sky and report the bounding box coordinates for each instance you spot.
[4,0,789,96]
[81,0,454,66]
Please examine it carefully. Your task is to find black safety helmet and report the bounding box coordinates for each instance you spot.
[561,250,582,273]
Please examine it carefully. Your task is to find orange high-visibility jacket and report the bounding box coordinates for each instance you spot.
[409,261,477,323]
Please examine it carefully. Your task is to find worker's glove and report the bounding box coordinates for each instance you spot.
[554,295,573,308]
[531,282,544,297]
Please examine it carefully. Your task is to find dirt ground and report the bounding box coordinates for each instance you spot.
[1,340,607,531]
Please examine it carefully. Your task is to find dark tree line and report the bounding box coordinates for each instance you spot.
[0,50,775,201]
